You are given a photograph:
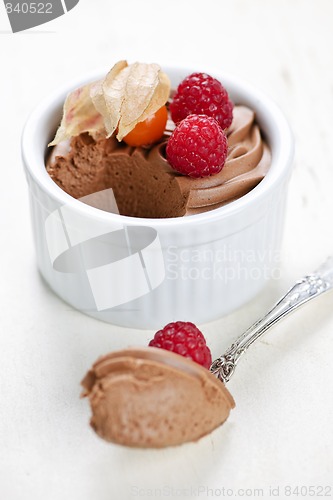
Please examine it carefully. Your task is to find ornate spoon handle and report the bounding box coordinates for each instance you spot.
[210,257,333,383]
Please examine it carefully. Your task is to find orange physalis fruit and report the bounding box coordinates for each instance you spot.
[123,105,168,147]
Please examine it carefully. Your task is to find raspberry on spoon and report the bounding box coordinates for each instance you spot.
[148,321,212,369]
[170,72,234,129]
[166,114,228,178]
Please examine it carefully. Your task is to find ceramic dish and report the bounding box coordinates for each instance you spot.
[22,65,294,328]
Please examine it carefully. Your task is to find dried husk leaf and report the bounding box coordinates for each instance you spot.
[116,64,170,141]
[92,60,128,137]
[49,61,171,146]
[49,82,105,146]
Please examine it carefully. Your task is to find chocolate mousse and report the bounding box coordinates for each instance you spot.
[81,347,235,448]
[47,105,270,217]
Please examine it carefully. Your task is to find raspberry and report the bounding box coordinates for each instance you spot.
[148,321,212,369]
[170,72,233,129]
[166,114,228,178]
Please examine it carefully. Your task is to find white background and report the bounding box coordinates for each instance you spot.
[1,0,333,498]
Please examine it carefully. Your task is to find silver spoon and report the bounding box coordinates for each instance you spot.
[211,256,333,382]
[82,257,333,448]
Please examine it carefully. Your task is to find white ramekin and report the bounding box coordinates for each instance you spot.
[22,66,294,329]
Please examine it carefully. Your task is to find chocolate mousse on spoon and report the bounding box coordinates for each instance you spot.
[81,258,333,448]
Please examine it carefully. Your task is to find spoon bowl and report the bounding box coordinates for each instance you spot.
[81,347,234,448]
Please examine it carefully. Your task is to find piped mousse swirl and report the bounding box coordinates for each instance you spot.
[47,105,271,218]
[166,105,271,215]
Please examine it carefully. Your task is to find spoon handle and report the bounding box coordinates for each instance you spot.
[210,257,333,383]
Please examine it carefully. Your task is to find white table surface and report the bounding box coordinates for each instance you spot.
[1,0,333,498]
